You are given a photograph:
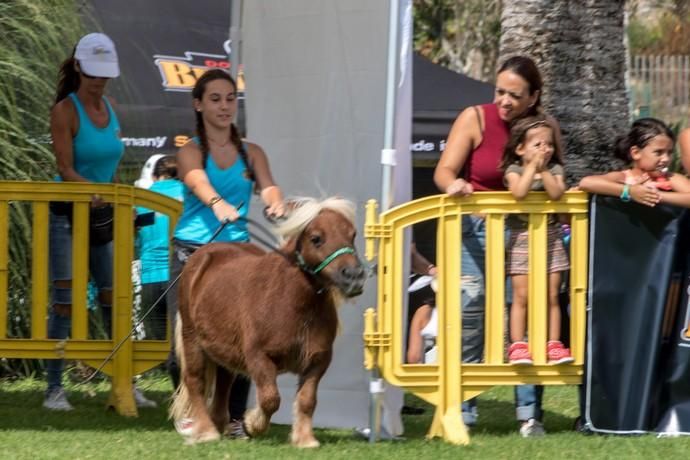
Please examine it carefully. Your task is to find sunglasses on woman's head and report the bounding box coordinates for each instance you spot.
[81,70,108,79]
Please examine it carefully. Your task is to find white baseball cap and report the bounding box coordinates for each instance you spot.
[134,154,166,189]
[74,33,120,78]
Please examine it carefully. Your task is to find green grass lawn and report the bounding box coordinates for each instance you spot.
[1,374,690,459]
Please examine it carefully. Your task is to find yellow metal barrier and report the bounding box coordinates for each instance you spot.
[0,181,182,416]
[363,191,589,444]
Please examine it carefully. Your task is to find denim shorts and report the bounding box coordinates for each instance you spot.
[49,212,113,305]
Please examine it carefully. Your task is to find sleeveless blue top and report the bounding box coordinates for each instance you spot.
[174,139,252,244]
[136,179,184,284]
[55,93,124,183]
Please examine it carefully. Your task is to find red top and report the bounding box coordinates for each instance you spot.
[463,103,509,191]
[623,169,673,191]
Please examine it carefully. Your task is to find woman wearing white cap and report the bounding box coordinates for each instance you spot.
[44,33,155,411]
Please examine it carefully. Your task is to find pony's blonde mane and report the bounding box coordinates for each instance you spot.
[273,197,356,243]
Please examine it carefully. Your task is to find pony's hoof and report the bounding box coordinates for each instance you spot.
[244,409,269,437]
[292,437,320,449]
[188,428,221,444]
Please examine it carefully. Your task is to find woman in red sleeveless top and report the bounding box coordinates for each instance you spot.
[433,56,564,437]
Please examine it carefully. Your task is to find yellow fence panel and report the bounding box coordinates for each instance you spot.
[0,181,182,416]
[0,202,7,340]
[364,191,589,444]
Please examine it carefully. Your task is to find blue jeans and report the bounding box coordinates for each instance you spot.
[461,215,543,424]
[46,212,113,392]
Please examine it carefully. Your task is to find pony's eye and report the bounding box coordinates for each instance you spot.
[310,235,323,247]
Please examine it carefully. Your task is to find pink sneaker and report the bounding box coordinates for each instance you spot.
[508,341,533,365]
[547,341,574,364]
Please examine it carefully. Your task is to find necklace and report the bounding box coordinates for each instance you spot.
[208,137,231,148]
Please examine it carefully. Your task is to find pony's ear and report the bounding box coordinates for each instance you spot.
[280,231,299,254]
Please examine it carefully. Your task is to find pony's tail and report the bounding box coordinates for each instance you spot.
[168,263,218,424]
[169,313,189,421]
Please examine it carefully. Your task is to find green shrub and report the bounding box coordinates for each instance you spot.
[0,0,82,376]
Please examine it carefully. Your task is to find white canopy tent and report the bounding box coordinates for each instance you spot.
[240,0,412,431]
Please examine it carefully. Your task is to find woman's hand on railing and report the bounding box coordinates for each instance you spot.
[91,194,106,208]
[446,178,474,197]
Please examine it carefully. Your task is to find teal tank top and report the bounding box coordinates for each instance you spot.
[55,93,124,183]
[174,139,253,244]
[136,179,184,284]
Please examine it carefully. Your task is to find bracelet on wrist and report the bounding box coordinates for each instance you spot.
[207,195,223,208]
[620,184,631,202]
[426,264,435,274]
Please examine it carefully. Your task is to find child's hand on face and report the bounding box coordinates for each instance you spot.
[528,150,546,171]
[630,183,660,207]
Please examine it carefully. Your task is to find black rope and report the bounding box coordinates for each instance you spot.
[80,204,315,384]
[243,216,281,250]
[81,216,233,384]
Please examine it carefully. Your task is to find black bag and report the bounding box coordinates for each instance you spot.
[50,202,114,246]
[89,205,114,246]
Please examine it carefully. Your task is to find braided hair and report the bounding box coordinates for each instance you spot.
[192,69,255,181]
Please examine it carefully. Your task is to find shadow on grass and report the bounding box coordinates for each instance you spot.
[0,387,174,431]
[0,384,577,445]
[0,386,359,445]
[401,395,576,440]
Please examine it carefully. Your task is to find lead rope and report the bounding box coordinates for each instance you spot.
[79,200,247,385]
[79,218,233,385]
[80,205,361,384]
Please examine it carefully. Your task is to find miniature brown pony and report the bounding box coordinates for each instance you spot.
[170,197,366,448]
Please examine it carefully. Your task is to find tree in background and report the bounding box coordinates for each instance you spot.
[500,0,629,183]
[413,0,501,82]
[0,0,82,375]
[628,0,690,54]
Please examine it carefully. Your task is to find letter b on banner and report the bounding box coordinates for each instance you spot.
[157,61,207,90]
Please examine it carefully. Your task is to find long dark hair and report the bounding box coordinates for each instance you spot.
[614,117,675,162]
[55,51,79,105]
[500,114,563,171]
[497,56,543,117]
[192,69,254,181]
[153,155,178,179]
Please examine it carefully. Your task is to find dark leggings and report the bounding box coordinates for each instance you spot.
[166,239,250,420]
[140,281,168,340]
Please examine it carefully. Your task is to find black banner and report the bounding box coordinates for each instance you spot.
[586,195,690,435]
[411,54,493,161]
[84,0,239,158]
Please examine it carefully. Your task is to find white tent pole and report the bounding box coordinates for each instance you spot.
[229,0,243,80]
[368,0,402,444]
[380,0,400,213]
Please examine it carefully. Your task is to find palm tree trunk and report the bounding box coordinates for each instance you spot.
[500,0,629,182]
